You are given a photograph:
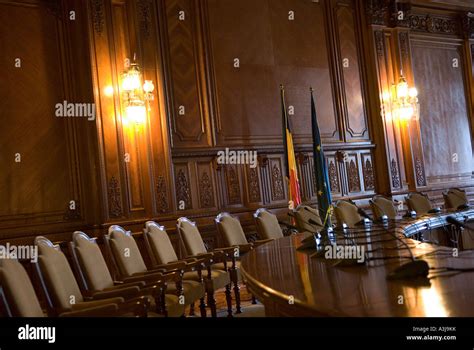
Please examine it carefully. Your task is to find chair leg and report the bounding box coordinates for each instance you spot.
[199,297,207,317]
[207,290,217,318]
[251,294,257,305]
[189,302,195,316]
[225,284,233,317]
[231,270,242,313]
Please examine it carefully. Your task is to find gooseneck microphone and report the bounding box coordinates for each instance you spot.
[348,202,430,280]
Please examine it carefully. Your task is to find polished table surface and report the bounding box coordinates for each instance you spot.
[240,218,474,316]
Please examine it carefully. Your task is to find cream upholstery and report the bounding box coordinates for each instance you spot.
[216,213,248,246]
[444,188,468,210]
[108,227,148,276]
[370,195,397,220]
[334,200,362,228]
[183,269,230,290]
[0,259,44,317]
[144,222,179,265]
[73,232,115,291]
[254,209,283,240]
[36,238,85,311]
[294,205,323,233]
[178,219,208,256]
[406,192,432,215]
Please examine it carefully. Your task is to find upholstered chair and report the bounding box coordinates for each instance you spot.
[105,225,204,317]
[334,200,363,228]
[443,188,469,210]
[0,258,148,317]
[143,221,208,317]
[370,195,398,220]
[34,236,150,316]
[253,208,284,240]
[69,231,180,317]
[405,192,434,215]
[177,217,234,316]
[293,205,323,234]
[215,212,273,307]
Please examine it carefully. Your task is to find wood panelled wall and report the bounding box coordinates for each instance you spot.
[1,0,474,246]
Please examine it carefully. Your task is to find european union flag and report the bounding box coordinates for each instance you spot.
[310,88,332,228]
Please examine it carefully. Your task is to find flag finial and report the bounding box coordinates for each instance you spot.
[280,84,284,91]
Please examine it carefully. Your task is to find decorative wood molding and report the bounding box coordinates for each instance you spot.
[348,160,361,192]
[108,176,122,218]
[390,159,401,189]
[226,166,241,205]
[138,0,152,38]
[366,0,390,26]
[91,0,105,34]
[375,30,385,57]
[328,161,340,193]
[271,164,285,201]
[248,167,261,203]
[156,175,169,213]
[363,159,375,191]
[462,12,474,39]
[175,169,192,209]
[415,157,426,187]
[408,14,460,36]
[199,172,214,208]
[399,31,409,60]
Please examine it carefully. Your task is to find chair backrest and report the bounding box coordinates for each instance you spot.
[0,258,44,317]
[443,188,468,210]
[176,217,208,256]
[334,200,362,228]
[293,205,323,233]
[370,195,397,220]
[215,212,248,247]
[406,192,432,215]
[35,236,84,312]
[105,225,148,278]
[70,231,115,292]
[144,221,179,265]
[253,208,283,239]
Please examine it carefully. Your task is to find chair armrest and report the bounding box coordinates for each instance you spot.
[112,281,146,288]
[253,239,273,247]
[72,297,124,310]
[90,286,141,300]
[59,304,119,317]
[115,296,151,317]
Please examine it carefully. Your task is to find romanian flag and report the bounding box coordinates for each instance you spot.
[310,88,332,228]
[280,85,302,209]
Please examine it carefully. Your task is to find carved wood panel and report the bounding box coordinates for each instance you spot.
[0,0,85,227]
[207,0,340,146]
[412,38,473,185]
[333,0,369,141]
[163,0,212,148]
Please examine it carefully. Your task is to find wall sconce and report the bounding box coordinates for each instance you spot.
[121,55,154,126]
[389,73,419,123]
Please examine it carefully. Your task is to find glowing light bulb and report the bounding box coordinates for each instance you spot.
[409,87,418,98]
[126,103,146,124]
[397,80,408,99]
[143,80,155,93]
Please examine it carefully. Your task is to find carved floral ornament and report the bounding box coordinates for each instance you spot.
[365,0,470,37]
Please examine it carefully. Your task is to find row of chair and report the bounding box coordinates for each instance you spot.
[0,208,290,318]
[333,189,469,228]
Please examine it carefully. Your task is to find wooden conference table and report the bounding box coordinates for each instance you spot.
[240,210,474,317]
